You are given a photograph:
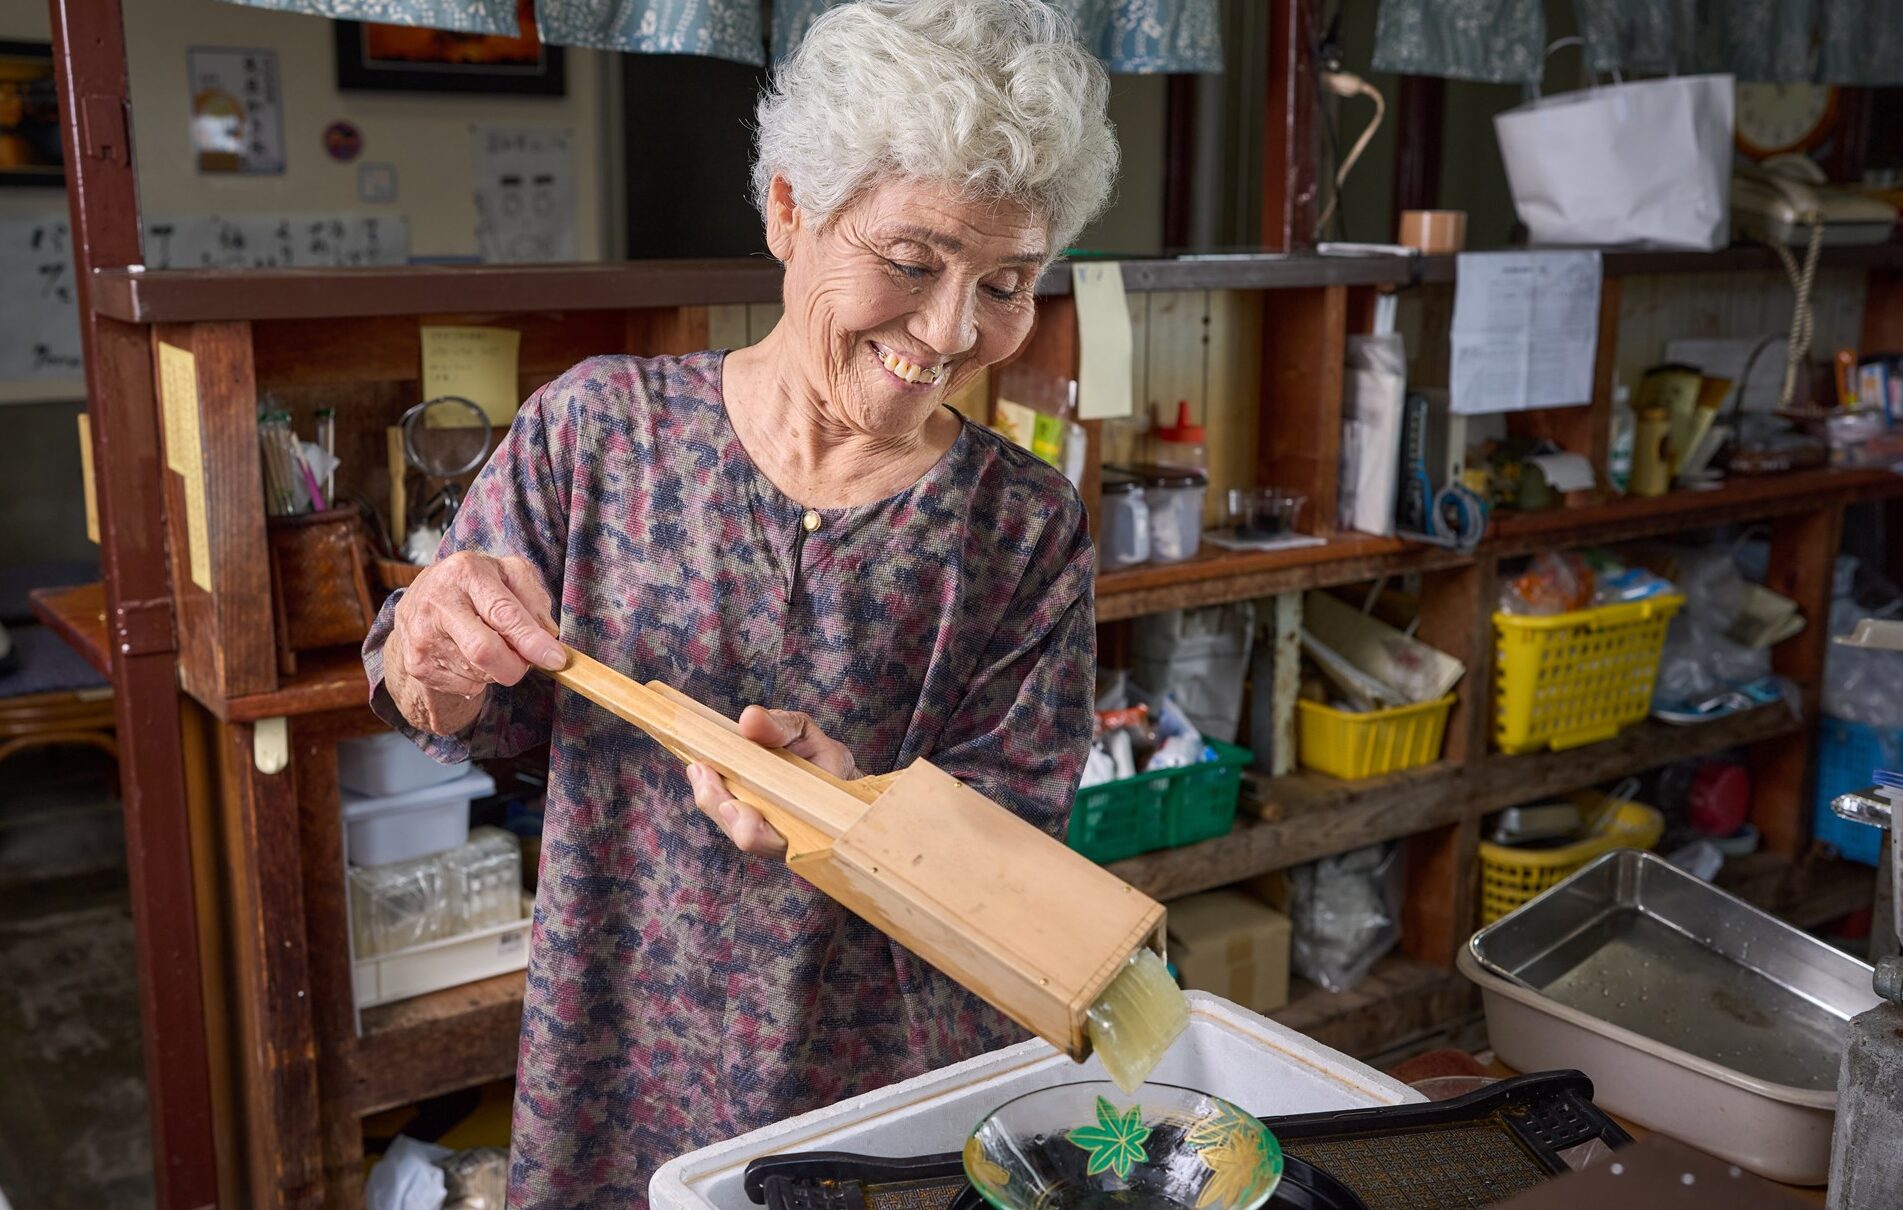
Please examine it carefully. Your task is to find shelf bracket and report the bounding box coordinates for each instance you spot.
[253,716,289,775]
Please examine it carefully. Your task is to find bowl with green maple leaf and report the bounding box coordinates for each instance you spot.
[963,1082,1283,1210]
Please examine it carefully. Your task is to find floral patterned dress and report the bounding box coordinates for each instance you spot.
[361,351,1096,1207]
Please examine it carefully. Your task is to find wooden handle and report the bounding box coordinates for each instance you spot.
[547,645,872,839]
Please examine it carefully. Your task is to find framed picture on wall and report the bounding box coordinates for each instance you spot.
[334,0,565,97]
[0,40,64,188]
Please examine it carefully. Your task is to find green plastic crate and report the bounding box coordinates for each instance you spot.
[1067,738,1252,863]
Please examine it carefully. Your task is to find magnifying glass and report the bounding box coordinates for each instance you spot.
[398,395,493,535]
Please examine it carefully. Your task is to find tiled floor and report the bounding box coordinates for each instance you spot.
[0,745,151,1210]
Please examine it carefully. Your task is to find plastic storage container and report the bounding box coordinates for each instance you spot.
[1114,463,1206,564]
[1296,694,1455,780]
[1493,594,1684,754]
[1099,469,1151,569]
[337,730,470,797]
[1477,789,1664,923]
[343,767,494,866]
[650,990,1418,1210]
[1811,714,1901,866]
[1067,738,1250,863]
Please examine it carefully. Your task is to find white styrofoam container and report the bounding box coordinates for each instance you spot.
[651,991,1421,1210]
[343,768,494,866]
[352,912,531,1008]
[338,731,471,797]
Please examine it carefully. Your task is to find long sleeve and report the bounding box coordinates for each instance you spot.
[927,492,1097,841]
[361,365,586,763]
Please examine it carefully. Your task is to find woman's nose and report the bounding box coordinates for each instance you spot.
[913,281,979,360]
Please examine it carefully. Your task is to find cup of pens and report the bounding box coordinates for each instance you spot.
[259,408,339,516]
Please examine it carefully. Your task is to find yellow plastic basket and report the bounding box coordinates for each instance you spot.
[1478,791,1664,924]
[1296,695,1455,780]
[1493,594,1684,755]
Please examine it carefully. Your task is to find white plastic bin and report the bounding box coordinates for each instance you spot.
[650,990,1419,1210]
[353,907,532,1008]
[343,768,495,866]
[338,731,471,797]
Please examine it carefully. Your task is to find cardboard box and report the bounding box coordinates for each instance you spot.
[1166,890,1293,1014]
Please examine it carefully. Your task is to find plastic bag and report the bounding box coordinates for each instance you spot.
[1824,598,1903,729]
[1287,843,1401,993]
[365,1136,450,1210]
[1653,616,1771,708]
[1131,603,1255,742]
[1500,552,1594,615]
[442,1147,509,1210]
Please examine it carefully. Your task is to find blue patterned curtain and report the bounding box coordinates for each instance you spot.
[219,0,521,33]
[1373,0,1903,85]
[771,0,1222,73]
[536,0,765,64]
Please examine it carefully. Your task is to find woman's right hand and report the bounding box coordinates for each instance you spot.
[382,551,566,736]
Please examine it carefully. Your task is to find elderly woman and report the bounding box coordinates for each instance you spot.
[364,0,1117,1202]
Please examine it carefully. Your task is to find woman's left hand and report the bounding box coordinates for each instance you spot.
[685,706,859,858]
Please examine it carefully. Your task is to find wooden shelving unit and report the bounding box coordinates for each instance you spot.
[49,238,1903,1207]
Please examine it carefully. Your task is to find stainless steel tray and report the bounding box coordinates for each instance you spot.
[1461,849,1881,1184]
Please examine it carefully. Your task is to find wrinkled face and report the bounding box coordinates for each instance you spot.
[768,176,1047,439]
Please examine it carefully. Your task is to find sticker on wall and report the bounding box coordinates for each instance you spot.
[358,161,398,204]
[470,124,575,263]
[187,47,285,174]
[323,119,363,162]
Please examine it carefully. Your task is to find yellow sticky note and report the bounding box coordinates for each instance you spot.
[77,413,99,545]
[1071,263,1133,420]
[421,325,522,427]
[157,342,212,592]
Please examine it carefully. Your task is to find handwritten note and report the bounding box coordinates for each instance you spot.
[1071,263,1134,420]
[157,343,212,592]
[421,325,522,426]
[143,212,409,270]
[1450,251,1602,415]
[0,213,83,381]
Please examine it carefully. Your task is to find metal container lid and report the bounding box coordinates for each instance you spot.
[1100,468,1146,495]
[1108,462,1208,488]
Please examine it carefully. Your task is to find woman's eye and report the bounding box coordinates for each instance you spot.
[984,282,1026,302]
[886,259,929,278]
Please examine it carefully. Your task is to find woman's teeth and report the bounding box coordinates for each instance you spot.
[878,348,942,385]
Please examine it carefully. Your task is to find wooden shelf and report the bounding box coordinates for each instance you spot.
[90,241,1903,324]
[1095,536,1468,622]
[1268,955,1475,1061]
[1110,704,1803,901]
[28,583,111,678]
[1492,467,1903,555]
[349,970,525,1117]
[223,648,370,723]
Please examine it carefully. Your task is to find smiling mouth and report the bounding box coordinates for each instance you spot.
[870,341,946,387]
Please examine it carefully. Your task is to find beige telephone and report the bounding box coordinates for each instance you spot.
[1732,157,1898,246]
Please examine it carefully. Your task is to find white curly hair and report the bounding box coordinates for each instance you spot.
[751,0,1119,257]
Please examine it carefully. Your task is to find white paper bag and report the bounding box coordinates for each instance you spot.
[1339,334,1407,538]
[1494,74,1734,250]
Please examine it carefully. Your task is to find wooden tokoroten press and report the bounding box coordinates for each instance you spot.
[548,645,1167,1061]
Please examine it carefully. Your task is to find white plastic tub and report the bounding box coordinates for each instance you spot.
[651,990,1419,1210]
[353,911,531,1008]
[343,768,494,866]
[338,731,471,797]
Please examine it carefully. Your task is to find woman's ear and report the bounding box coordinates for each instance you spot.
[764,175,801,261]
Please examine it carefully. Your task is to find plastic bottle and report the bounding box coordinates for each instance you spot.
[1151,400,1207,471]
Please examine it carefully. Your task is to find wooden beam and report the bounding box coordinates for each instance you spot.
[1259,286,1345,530]
[216,720,323,1208]
[1749,504,1845,857]
[46,0,222,1204]
[1261,0,1320,250]
[1389,76,1446,222]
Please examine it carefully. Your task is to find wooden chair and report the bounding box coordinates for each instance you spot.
[0,686,118,769]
